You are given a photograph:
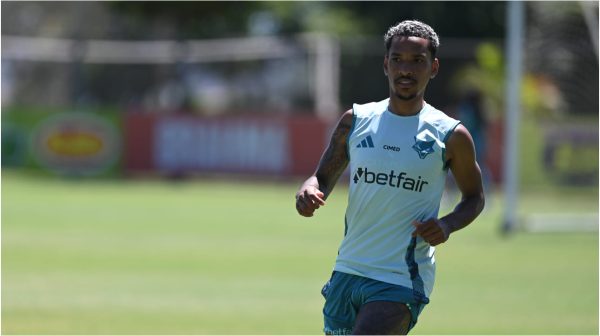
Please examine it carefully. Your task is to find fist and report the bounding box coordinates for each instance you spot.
[295,187,326,217]
[412,218,451,246]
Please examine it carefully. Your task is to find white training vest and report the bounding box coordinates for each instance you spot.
[334,98,460,301]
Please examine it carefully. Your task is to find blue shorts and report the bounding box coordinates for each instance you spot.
[321,271,429,335]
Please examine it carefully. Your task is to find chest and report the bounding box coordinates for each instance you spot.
[348,113,446,176]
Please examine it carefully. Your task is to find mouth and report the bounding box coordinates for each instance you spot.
[394,77,417,88]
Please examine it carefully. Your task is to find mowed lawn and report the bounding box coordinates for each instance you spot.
[2,170,598,334]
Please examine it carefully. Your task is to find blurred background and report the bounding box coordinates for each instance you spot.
[2,1,598,334]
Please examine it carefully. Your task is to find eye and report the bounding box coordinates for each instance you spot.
[415,58,425,63]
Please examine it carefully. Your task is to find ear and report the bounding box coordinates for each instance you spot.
[383,55,389,76]
[430,58,439,79]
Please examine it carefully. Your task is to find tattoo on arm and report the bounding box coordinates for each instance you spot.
[315,112,352,198]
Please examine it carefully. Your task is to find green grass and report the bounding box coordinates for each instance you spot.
[2,170,598,334]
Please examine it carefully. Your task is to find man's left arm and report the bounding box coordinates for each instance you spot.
[412,124,485,245]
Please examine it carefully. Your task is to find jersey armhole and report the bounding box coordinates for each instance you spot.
[442,121,461,171]
[345,108,357,160]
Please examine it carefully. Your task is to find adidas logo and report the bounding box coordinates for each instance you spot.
[356,135,374,148]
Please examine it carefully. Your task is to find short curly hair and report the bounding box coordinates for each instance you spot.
[384,20,440,58]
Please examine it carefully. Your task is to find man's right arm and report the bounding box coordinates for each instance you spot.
[295,109,353,217]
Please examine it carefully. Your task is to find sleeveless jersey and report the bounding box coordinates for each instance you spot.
[334,98,460,302]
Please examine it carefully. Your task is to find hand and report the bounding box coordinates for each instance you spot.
[295,186,326,217]
[411,218,451,246]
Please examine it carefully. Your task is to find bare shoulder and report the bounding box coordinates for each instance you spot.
[445,124,476,161]
[331,109,354,142]
[339,109,354,129]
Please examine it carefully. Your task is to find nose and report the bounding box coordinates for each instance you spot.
[395,61,415,77]
[394,62,415,77]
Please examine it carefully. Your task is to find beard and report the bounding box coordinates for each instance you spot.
[395,92,418,101]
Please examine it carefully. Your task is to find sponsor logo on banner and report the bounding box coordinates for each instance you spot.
[155,118,290,173]
[31,113,120,175]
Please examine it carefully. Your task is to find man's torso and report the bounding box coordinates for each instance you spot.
[334,98,460,299]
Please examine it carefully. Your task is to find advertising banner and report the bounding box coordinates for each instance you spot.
[31,113,120,176]
[124,114,329,177]
[2,108,121,176]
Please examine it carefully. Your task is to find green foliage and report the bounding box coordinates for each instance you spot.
[449,41,598,188]
[449,42,505,119]
[450,42,569,120]
[108,2,506,39]
[109,2,265,38]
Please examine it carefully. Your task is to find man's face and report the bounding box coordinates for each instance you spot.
[383,36,439,101]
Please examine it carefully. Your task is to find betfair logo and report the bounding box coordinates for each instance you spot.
[353,167,428,192]
[356,135,374,148]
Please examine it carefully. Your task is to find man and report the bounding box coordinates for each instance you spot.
[295,20,484,335]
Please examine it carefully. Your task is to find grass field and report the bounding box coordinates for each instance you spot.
[2,169,598,334]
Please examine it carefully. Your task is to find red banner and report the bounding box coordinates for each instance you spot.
[124,114,330,177]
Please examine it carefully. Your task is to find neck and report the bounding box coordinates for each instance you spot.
[388,95,425,116]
